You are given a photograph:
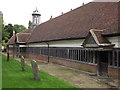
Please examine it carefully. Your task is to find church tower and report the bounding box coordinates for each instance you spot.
[32,8,41,28]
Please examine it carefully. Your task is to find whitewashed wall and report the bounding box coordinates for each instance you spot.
[9,45,13,47]
[28,39,84,47]
[19,45,27,47]
[28,43,48,47]
[49,39,84,47]
[107,36,120,48]
[28,36,120,48]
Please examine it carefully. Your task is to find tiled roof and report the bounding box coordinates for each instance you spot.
[82,29,114,48]
[7,29,32,45]
[7,35,16,45]
[21,28,33,33]
[28,2,120,43]
[90,29,111,45]
[16,33,31,43]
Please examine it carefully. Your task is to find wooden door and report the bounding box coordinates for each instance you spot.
[99,51,108,76]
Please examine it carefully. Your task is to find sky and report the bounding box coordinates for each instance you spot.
[0,0,93,28]
[0,0,119,28]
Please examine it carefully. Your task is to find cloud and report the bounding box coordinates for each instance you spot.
[93,0,120,2]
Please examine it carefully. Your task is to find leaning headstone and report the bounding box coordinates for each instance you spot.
[20,56,25,71]
[31,60,40,80]
[7,53,9,62]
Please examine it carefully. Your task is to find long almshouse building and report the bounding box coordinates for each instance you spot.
[7,2,120,79]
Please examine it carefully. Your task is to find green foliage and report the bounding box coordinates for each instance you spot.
[2,55,76,88]
[2,23,26,46]
[0,11,3,46]
[2,26,10,45]
[13,24,26,33]
[4,24,13,38]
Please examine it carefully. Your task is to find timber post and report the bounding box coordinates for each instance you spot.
[7,52,9,62]
[7,45,10,62]
[31,60,40,80]
[20,56,26,71]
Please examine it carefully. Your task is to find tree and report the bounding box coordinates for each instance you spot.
[4,24,13,38]
[2,24,26,46]
[2,24,10,45]
[0,11,3,49]
[13,24,26,33]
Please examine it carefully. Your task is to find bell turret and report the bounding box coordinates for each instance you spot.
[32,7,41,28]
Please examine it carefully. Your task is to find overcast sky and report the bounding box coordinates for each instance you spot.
[0,0,94,28]
[0,0,119,28]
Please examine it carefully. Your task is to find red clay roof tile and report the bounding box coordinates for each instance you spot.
[28,2,120,43]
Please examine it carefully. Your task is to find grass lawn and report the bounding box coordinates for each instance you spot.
[2,54,76,88]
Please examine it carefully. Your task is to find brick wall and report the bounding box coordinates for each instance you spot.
[50,57,97,73]
[108,67,119,79]
[9,52,119,78]
[26,53,97,73]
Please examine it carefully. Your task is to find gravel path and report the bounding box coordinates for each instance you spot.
[25,59,112,88]
[3,53,117,89]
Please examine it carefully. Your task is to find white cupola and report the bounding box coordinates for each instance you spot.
[32,7,41,28]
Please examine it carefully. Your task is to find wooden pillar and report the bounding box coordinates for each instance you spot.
[13,45,15,58]
[85,50,87,62]
[7,52,9,62]
[112,51,115,67]
[88,50,90,62]
[117,51,119,67]
[72,49,73,60]
[20,56,25,71]
[47,44,50,63]
[6,45,10,62]
[80,50,81,61]
[86,50,88,63]
[78,49,79,61]
[74,50,76,60]
[93,51,95,64]
[67,49,69,59]
[108,51,111,66]
[31,60,40,80]
[71,50,73,60]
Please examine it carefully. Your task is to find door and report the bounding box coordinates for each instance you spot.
[98,51,108,76]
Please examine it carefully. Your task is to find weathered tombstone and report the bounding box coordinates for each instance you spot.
[20,56,25,71]
[7,53,9,62]
[31,60,40,80]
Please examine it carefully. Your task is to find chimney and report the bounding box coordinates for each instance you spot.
[13,30,16,36]
[61,12,63,15]
[50,15,52,20]
[82,2,84,6]
[70,9,72,11]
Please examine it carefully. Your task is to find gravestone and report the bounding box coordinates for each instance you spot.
[20,56,25,71]
[7,53,9,62]
[31,60,40,80]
